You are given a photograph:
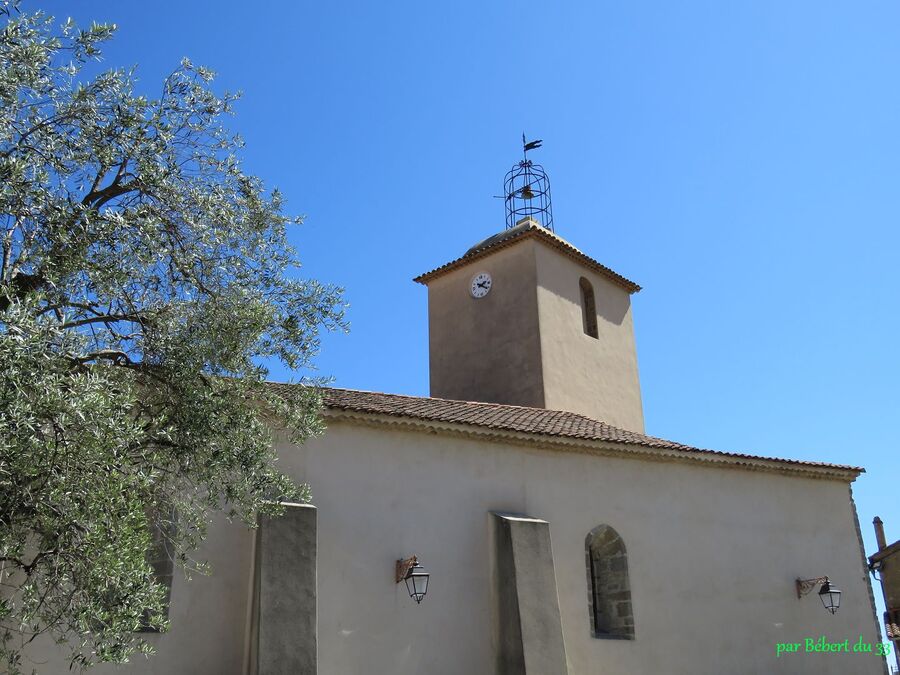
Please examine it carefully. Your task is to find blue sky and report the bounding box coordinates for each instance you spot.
[37,0,898,638]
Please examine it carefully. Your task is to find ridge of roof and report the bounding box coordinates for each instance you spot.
[412,221,642,293]
[310,385,862,477]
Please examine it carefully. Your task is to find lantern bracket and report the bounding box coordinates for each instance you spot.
[396,556,419,584]
[796,576,830,598]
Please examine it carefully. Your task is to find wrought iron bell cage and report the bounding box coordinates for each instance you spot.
[504,159,554,232]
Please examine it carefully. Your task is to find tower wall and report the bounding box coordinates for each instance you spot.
[428,239,544,407]
[426,229,644,432]
[534,243,645,433]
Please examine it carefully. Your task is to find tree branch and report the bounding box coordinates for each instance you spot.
[81,179,139,210]
[69,349,133,365]
[59,313,146,330]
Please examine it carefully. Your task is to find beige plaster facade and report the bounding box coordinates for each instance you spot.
[422,225,644,433]
[291,420,882,674]
[426,238,545,410]
[26,511,255,674]
[25,418,884,674]
[533,241,644,433]
[21,223,886,674]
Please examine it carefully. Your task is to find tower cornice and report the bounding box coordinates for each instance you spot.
[413,218,641,294]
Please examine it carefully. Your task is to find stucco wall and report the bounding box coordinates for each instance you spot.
[292,423,881,674]
[427,239,544,407]
[23,422,883,674]
[533,243,645,433]
[23,511,255,675]
[425,234,645,433]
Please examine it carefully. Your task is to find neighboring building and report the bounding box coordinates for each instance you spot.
[28,174,886,673]
[870,517,900,671]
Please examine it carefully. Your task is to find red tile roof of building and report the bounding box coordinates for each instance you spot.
[885,611,900,641]
[319,386,863,476]
[412,219,642,293]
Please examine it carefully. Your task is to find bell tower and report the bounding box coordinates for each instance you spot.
[414,139,645,433]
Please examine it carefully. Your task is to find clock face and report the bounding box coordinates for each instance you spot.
[470,272,492,298]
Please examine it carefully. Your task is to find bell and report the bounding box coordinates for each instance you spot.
[518,185,535,200]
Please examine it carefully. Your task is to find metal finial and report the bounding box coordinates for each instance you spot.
[503,135,553,231]
[523,133,543,157]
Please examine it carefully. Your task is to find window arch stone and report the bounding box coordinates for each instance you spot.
[585,524,634,639]
[579,277,599,339]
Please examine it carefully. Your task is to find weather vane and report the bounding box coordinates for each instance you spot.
[501,133,553,232]
[523,133,543,157]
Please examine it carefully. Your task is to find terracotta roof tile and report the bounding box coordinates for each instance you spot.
[412,220,642,293]
[318,386,862,474]
[885,609,900,641]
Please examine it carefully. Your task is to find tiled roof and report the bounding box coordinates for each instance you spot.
[412,219,642,293]
[870,539,900,564]
[319,387,863,475]
[885,609,900,641]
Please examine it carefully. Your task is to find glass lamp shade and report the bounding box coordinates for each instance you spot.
[404,563,430,604]
[818,581,841,614]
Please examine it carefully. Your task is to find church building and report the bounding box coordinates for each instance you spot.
[31,149,886,674]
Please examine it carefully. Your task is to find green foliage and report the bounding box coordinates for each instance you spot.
[0,2,345,670]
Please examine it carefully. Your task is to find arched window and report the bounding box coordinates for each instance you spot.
[579,277,599,339]
[585,524,634,639]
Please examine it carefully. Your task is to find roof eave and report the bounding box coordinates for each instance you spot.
[320,406,863,482]
[413,226,642,294]
[870,540,900,563]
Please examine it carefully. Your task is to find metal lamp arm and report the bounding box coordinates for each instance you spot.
[796,576,829,598]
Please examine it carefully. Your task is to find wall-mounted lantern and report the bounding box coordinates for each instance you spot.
[396,556,429,604]
[796,576,842,614]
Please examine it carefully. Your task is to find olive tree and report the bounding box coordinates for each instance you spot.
[0,3,344,671]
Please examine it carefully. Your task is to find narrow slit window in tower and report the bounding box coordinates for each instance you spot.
[580,277,599,339]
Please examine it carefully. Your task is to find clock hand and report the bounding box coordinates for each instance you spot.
[477,281,488,288]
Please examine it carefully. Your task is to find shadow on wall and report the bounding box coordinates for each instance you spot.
[555,276,630,327]
[596,286,630,326]
[565,277,631,328]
